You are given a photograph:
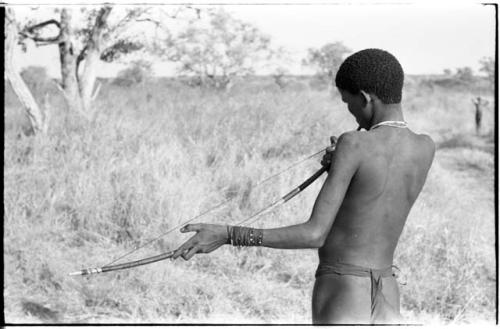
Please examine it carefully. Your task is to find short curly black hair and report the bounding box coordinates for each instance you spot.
[335,49,404,104]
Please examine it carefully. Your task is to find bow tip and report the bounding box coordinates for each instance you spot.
[68,271,83,276]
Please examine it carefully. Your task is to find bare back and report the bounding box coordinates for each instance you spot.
[319,127,435,267]
[312,127,434,324]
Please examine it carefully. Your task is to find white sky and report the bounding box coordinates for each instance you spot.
[9,2,496,77]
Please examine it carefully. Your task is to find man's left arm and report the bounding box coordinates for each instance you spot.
[261,132,361,249]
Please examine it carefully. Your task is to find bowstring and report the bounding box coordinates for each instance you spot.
[103,146,326,267]
[237,166,328,228]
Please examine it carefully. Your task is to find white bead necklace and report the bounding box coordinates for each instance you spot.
[370,120,408,130]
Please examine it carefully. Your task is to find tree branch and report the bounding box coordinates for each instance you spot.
[5,8,16,24]
[27,19,61,31]
[76,45,88,79]
[88,6,112,48]
[91,81,102,101]
[159,7,182,19]
[135,18,161,27]
[106,8,149,36]
[21,19,62,44]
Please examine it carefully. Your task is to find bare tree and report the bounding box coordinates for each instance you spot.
[17,7,113,117]
[7,5,203,132]
[5,8,47,134]
[16,6,183,118]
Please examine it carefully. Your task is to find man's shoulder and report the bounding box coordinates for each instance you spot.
[419,133,435,150]
[336,129,374,149]
[334,130,369,161]
[336,130,364,150]
[415,133,436,161]
[410,132,435,156]
[338,129,435,159]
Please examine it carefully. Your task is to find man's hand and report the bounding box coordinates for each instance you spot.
[320,136,338,169]
[172,223,227,260]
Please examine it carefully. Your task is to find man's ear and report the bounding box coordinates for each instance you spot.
[360,90,372,104]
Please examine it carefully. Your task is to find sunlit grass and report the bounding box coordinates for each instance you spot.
[3,79,495,323]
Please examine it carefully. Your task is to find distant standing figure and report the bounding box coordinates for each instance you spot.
[472,97,488,135]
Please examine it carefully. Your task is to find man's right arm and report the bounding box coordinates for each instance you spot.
[261,132,361,249]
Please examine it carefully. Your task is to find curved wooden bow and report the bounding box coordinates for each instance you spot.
[69,126,361,276]
[69,165,329,276]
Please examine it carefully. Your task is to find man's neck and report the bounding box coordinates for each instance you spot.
[370,103,404,127]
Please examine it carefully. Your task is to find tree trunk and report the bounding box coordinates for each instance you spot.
[78,7,111,111]
[5,9,47,134]
[58,8,84,114]
[79,50,99,111]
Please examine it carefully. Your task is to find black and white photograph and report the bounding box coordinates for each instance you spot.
[3,0,497,325]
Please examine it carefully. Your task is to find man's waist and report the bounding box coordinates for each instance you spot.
[318,238,396,267]
[315,260,394,279]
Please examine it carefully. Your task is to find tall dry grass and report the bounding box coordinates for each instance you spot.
[3,78,495,323]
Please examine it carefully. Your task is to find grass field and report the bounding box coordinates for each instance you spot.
[3,76,495,324]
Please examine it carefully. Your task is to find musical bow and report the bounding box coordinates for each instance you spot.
[69,127,360,276]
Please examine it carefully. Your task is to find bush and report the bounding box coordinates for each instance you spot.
[114,60,152,87]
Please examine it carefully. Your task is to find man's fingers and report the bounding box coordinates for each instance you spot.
[180,223,204,233]
[182,246,200,260]
[172,246,186,260]
[172,239,197,259]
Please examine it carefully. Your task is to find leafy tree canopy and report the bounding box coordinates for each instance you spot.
[162,8,277,89]
[302,42,351,82]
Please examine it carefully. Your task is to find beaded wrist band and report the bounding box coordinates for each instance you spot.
[229,226,263,247]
